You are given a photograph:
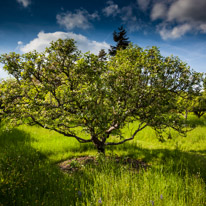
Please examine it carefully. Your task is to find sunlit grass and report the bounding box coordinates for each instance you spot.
[0,114,206,205]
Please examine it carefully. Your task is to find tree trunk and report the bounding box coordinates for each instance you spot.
[92,136,105,154]
[185,110,188,120]
[97,145,105,154]
[194,111,204,118]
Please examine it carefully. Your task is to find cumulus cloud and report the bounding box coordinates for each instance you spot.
[20,31,110,54]
[159,23,192,40]
[121,6,136,23]
[17,0,31,8]
[152,0,206,40]
[16,41,24,50]
[168,0,206,22]
[57,9,99,30]
[102,1,120,17]
[120,6,139,31]
[137,0,150,11]
[200,24,206,33]
[102,2,139,31]
[0,64,9,79]
[17,41,23,45]
[151,3,167,21]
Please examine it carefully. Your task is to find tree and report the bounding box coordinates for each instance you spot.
[0,81,5,122]
[0,79,21,123]
[192,75,206,118]
[181,76,206,119]
[98,49,107,61]
[0,96,3,122]
[0,39,202,153]
[192,94,206,118]
[109,26,130,56]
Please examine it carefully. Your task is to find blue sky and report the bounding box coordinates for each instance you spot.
[1,0,206,78]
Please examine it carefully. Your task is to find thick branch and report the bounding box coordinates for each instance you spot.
[52,128,92,143]
[106,123,119,134]
[30,115,92,143]
[105,122,147,146]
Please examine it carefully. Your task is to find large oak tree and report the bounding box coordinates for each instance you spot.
[0,39,202,153]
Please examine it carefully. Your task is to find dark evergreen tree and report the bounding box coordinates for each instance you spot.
[98,49,107,61]
[109,26,130,56]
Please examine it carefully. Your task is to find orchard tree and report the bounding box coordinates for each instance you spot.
[181,75,206,119]
[0,81,5,122]
[192,94,206,118]
[109,26,130,56]
[0,39,202,153]
[0,79,22,125]
[192,75,206,118]
[0,94,3,122]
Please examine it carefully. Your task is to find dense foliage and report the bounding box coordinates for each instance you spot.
[192,94,206,118]
[0,39,202,152]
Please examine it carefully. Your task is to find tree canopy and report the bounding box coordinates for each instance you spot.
[191,92,206,118]
[0,39,202,153]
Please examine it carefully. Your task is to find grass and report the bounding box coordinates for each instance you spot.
[0,114,206,205]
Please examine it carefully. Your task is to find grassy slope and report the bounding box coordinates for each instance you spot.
[0,115,206,206]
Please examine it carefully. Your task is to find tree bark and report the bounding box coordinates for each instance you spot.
[185,109,188,120]
[97,145,105,154]
[92,136,105,154]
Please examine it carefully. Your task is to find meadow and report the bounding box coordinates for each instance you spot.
[0,114,206,206]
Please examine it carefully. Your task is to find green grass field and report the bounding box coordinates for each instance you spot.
[0,115,206,206]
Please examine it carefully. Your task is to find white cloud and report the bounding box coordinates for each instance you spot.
[17,0,31,8]
[120,6,139,31]
[137,0,150,11]
[16,41,24,50]
[18,41,23,45]
[20,31,110,54]
[151,3,167,21]
[152,0,206,40]
[159,23,192,40]
[200,24,206,33]
[121,6,136,23]
[102,2,139,31]
[0,64,9,79]
[102,1,120,17]
[168,0,206,22]
[56,9,99,30]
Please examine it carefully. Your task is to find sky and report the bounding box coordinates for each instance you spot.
[1,0,206,78]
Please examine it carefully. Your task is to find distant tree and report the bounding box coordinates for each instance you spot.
[109,26,130,56]
[192,93,206,118]
[98,49,107,61]
[187,76,206,119]
[178,89,206,120]
[0,39,202,153]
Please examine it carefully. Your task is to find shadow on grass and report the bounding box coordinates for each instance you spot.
[190,150,206,155]
[66,139,206,182]
[0,125,206,205]
[0,127,96,206]
[62,133,206,181]
[186,114,206,127]
[106,142,206,182]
